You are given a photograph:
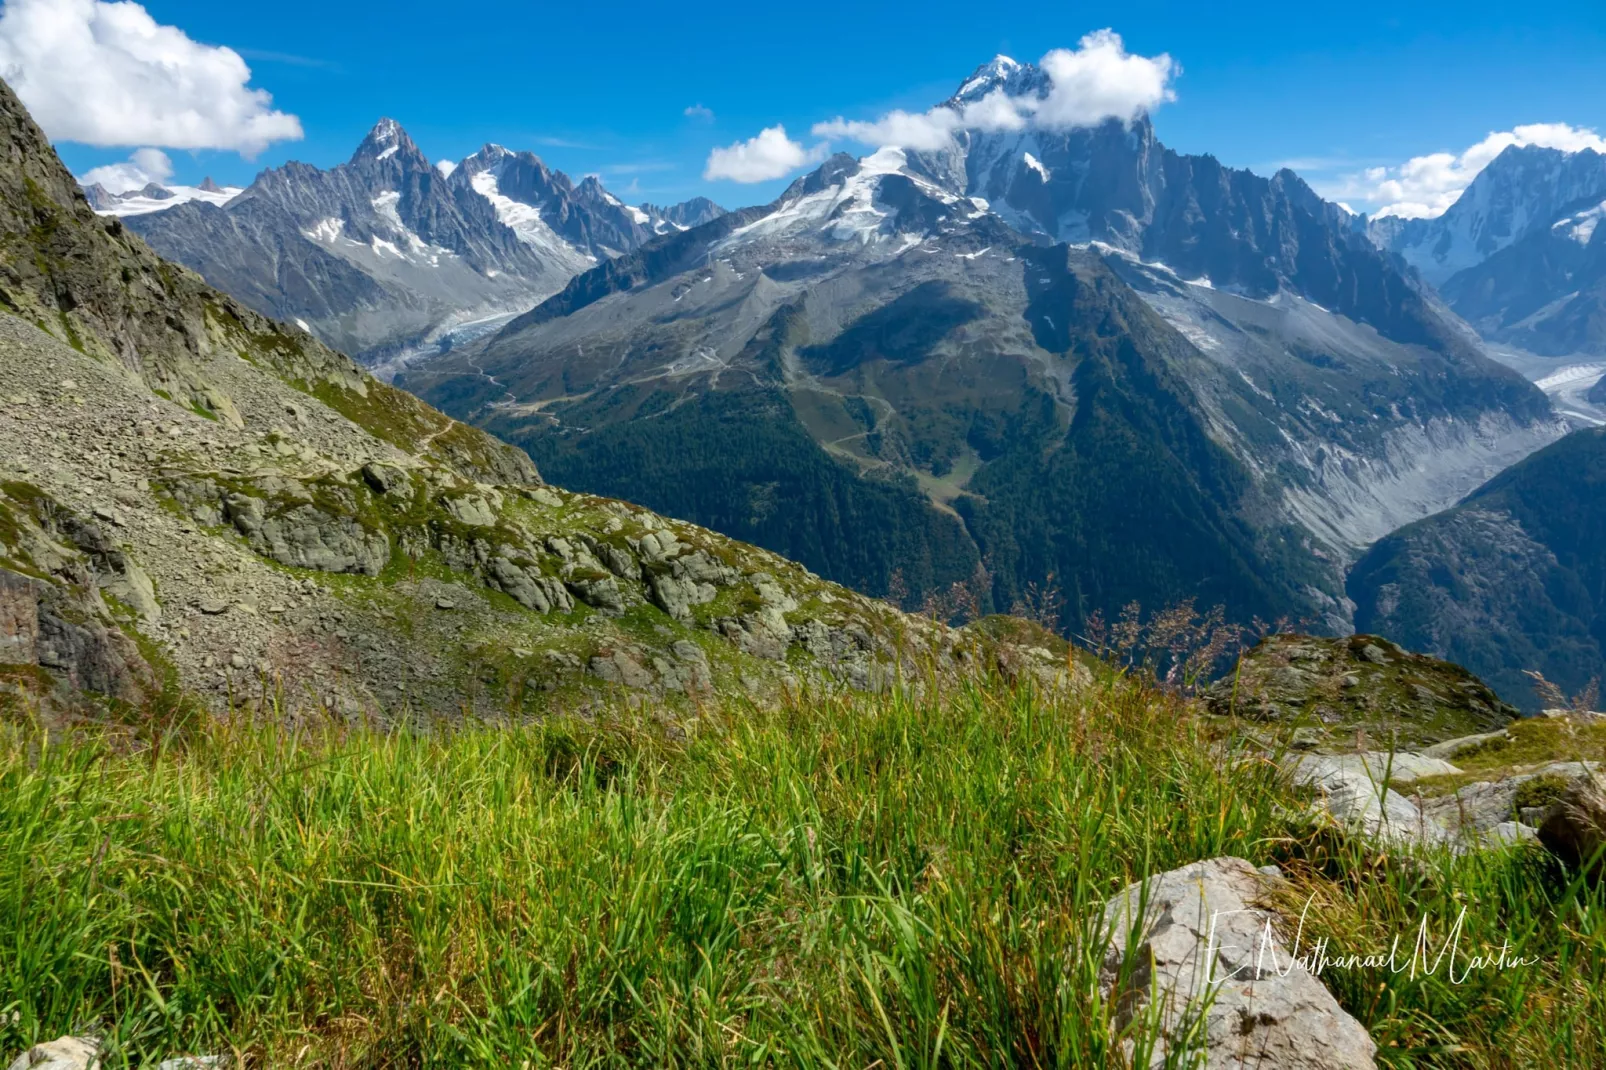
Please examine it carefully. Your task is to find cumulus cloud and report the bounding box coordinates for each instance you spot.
[1033,31,1178,128]
[78,146,173,193]
[684,104,715,122]
[1329,123,1606,219]
[812,30,1175,151]
[0,0,303,154]
[703,125,828,183]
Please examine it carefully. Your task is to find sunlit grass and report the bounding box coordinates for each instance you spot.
[2,669,1602,1067]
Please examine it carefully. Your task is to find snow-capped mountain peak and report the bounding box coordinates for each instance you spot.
[952,54,1025,102]
[351,117,425,166]
[1373,142,1606,285]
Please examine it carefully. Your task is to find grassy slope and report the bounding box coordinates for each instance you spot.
[4,671,1603,1067]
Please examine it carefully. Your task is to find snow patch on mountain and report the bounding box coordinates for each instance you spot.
[465,165,596,269]
[303,217,346,244]
[1553,199,1606,245]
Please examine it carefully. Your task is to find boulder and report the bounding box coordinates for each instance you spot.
[1421,730,1510,761]
[223,495,389,576]
[1286,755,1451,846]
[6,1036,99,1070]
[1101,857,1377,1069]
[1537,777,1606,877]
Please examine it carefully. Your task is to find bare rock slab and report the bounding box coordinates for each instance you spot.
[1101,857,1377,1069]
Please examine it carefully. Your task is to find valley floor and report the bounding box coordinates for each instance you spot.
[4,669,1604,1067]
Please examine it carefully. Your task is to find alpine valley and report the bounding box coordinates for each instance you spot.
[11,16,1606,1067]
[398,56,1569,637]
[58,52,1606,709]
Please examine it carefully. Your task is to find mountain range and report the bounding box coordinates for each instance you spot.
[0,74,1031,721]
[93,121,722,364]
[1372,144,1606,358]
[398,55,1563,636]
[41,51,1606,710]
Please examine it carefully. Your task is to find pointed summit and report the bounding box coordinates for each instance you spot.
[952,54,1033,103]
[197,176,222,193]
[350,117,425,167]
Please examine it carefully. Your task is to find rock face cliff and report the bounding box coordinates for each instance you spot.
[0,77,1061,721]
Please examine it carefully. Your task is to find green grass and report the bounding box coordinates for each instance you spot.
[2,671,1603,1067]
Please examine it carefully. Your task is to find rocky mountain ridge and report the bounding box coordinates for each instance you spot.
[1372,144,1606,286]
[1370,144,1606,357]
[113,120,722,363]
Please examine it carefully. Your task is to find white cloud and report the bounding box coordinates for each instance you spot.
[684,104,714,122]
[812,30,1175,151]
[1324,123,1606,219]
[813,109,962,152]
[703,125,828,183]
[78,146,172,193]
[0,0,303,154]
[1033,30,1177,129]
[435,159,458,178]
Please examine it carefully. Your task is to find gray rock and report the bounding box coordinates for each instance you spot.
[566,575,626,615]
[1421,762,1600,835]
[359,462,409,495]
[485,556,571,614]
[223,495,389,576]
[588,649,655,689]
[6,1035,100,1070]
[1101,857,1377,1069]
[1484,821,1540,847]
[0,567,40,664]
[103,557,160,621]
[1305,751,1462,785]
[647,572,716,622]
[1287,755,1451,845]
[1421,730,1510,761]
[155,1057,227,1070]
[443,492,500,528]
[1537,777,1606,876]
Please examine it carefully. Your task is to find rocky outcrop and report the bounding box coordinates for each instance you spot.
[1207,634,1516,749]
[1101,857,1377,1069]
[1,485,159,708]
[1537,778,1606,877]
[1421,761,1600,837]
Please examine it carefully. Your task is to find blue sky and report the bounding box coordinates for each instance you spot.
[16,0,1606,216]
